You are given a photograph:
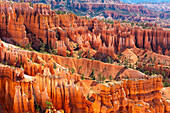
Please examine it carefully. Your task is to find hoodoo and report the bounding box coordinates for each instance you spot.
[0,1,169,113]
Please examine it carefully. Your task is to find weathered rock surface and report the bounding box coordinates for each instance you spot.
[0,60,169,113]
[0,1,169,56]
[0,37,169,113]
[0,2,169,113]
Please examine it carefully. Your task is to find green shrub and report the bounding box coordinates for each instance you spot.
[90,69,94,76]
[144,71,149,75]
[150,57,153,63]
[163,81,170,87]
[52,49,58,55]
[132,65,134,69]
[102,75,106,81]
[124,65,128,69]
[78,51,83,58]
[125,76,129,79]
[35,103,40,112]
[71,68,75,74]
[29,1,32,7]
[81,74,85,80]
[109,75,112,81]
[25,43,31,49]
[79,66,82,70]
[67,52,71,57]
[129,63,132,68]
[92,75,96,80]
[53,63,57,69]
[55,10,66,15]
[40,42,46,53]
[45,101,52,109]
[98,73,102,82]
[139,67,144,72]
[162,71,166,78]
[131,22,134,27]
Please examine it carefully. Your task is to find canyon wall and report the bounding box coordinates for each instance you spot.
[0,36,169,113]
[0,2,169,56]
[0,1,169,113]
[0,39,146,79]
[0,62,169,113]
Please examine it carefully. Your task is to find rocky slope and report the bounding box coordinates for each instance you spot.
[9,0,170,23]
[0,1,170,113]
[0,1,169,79]
[0,39,169,113]
[0,2,169,55]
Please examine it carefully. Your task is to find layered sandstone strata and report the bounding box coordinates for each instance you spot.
[0,40,147,80]
[0,61,169,113]
[0,39,169,113]
[0,1,169,113]
[72,3,150,15]
[0,1,169,56]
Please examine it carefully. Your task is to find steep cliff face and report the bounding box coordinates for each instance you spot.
[0,2,169,56]
[0,63,169,113]
[0,2,29,47]
[0,64,34,113]
[0,40,145,79]
[0,2,169,80]
[134,27,170,54]
[0,2,57,48]
[0,2,169,113]
[97,76,165,113]
[0,40,170,113]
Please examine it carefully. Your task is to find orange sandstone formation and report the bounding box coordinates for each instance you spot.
[0,1,169,56]
[0,1,170,113]
[0,35,170,113]
[0,60,169,113]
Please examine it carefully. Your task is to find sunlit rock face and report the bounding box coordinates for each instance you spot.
[0,1,170,113]
[0,2,169,55]
[0,40,169,113]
